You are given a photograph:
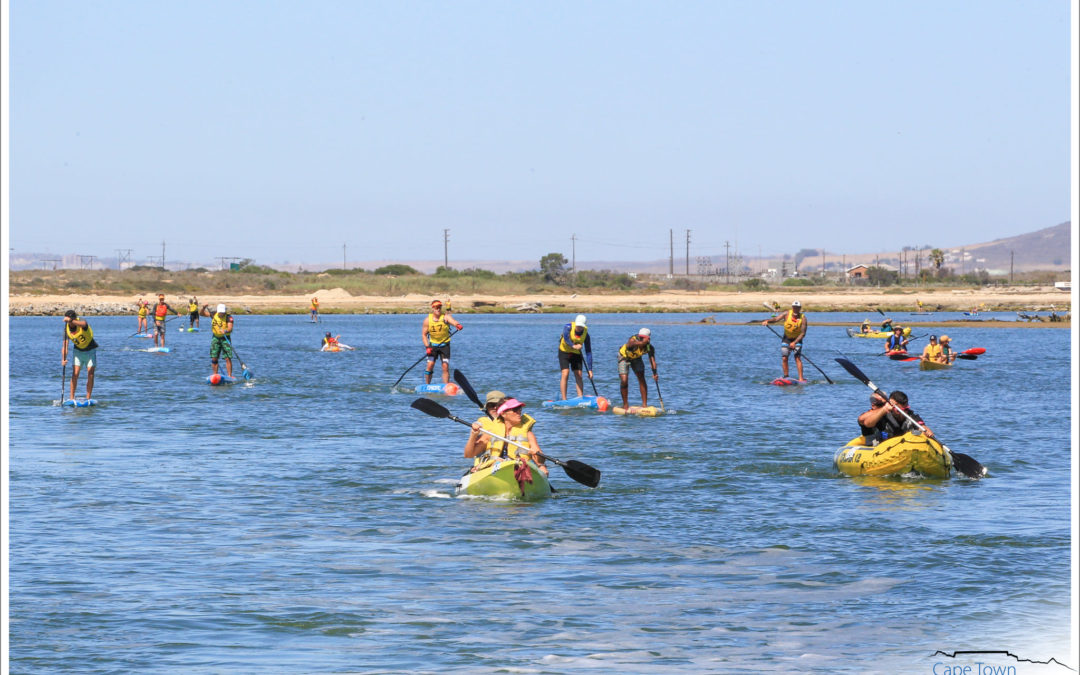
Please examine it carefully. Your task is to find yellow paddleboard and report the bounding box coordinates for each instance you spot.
[612,406,661,416]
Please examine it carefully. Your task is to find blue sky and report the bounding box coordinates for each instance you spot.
[5,1,1074,267]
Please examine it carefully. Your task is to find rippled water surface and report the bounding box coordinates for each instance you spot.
[8,312,1074,673]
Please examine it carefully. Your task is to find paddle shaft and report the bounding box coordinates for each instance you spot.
[764,324,833,384]
[654,375,665,411]
[225,336,251,376]
[61,362,66,403]
[445,409,569,468]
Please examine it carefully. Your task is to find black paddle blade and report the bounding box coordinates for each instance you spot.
[452,369,484,409]
[835,357,869,384]
[562,460,601,488]
[411,397,449,418]
[956,354,978,360]
[951,451,987,479]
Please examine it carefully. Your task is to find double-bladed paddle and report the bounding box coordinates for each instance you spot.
[833,357,987,479]
[411,396,602,488]
[763,324,834,384]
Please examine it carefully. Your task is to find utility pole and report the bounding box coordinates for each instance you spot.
[116,249,133,271]
[1010,250,1014,284]
[443,229,449,269]
[685,229,691,276]
[724,241,731,284]
[571,234,577,274]
[669,229,674,276]
[821,250,826,280]
[161,241,166,270]
[343,243,347,270]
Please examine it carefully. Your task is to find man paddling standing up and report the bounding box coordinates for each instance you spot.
[422,300,463,385]
[558,314,593,400]
[61,310,99,402]
[762,300,807,381]
[151,294,181,348]
[200,303,235,378]
[617,328,657,409]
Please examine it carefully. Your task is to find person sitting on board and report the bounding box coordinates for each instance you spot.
[939,335,956,363]
[188,297,200,329]
[921,335,945,363]
[860,320,873,334]
[321,332,339,351]
[857,391,934,444]
[61,310,99,402]
[151,294,181,348]
[464,390,512,460]
[136,298,149,334]
[488,398,547,475]
[884,326,910,352]
[617,328,657,410]
[422,300,463,385]
[200,303,235,378]
[558,314,594,400]
[879,316,894,332]
[310,296,320,321]
[761,300,807,381]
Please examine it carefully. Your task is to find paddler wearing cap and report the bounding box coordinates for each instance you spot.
[320,332,340,351]
[463,391,538,460]
[151,294,182,348]
[558,314,594,400]
[617,328,657,409]
[61,310,99,402]
[761,300,807,381]
[200,303,236,377]
[921,334,944,364]
[938,335,956,363]
[422,299,463,385]
[469,398,547,474]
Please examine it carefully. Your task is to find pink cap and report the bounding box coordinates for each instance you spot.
[496,398,525,416]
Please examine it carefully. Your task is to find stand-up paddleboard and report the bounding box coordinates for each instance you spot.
[206,373,238,385]
[179,326,200,332]
[771,378,807,386]
[415,382,460,396]
[542,395,610,411]
[612,405,660,416]
[135,333,154,339]
[144,346,171,353]
[62,399,97,407]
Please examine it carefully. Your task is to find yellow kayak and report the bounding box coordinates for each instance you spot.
[847,326,912,339]
[612,406,661,416]
[457,456,552,499]
[834,432,952,478]
[919,359,953,371]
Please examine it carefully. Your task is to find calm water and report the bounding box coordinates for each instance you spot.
[8,312,1074,673]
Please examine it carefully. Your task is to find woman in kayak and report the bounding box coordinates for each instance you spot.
[884,326,910,352]
[464,392,539,461]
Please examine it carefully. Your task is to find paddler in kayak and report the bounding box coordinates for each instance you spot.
[464,390,536,459]
[200,303,235,378]
[321,332,339,351]
[136,298,149,334]
[558,314,594,400]
[939,335,956,364]
[151,294,182,348]
[884,326,911,353]
[617,328,657,410]
[879,316,895,332]
[471,398,548,474]
[422,299,463,385]
[761,300,806,381]
[62,310,99,402]
[857,391,934,445]
[921,335,945,364]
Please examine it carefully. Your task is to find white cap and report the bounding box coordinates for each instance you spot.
[217,304,226,313]
[638,327,651,337]
[574,314,587,326]
[791,300,802,308]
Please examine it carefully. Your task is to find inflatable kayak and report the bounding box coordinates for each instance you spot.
[62,399,97,407]
[834,432,952,478]
[542,395,610,411]
[612,405,661,416]
[416,382,460,396]
[847,327,912,339]
[206,373,238,385]
[919,360,953,371]
[457,456,552,500]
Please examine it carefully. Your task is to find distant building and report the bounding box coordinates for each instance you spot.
[846,265,870,279]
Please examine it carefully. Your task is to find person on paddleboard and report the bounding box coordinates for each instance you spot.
[617,328,657,410]
[61,310,99,402]
[200,303,235,378]
[558,314,594,400]
[857,391,934,445]
[136,298,149,335]
[188,297,200,329]
[151,294,182,348]
[884,326,910,352]
[921,335,945,364]
[310,297,320,322]
[422,300,463,385]
[761,300,806,381]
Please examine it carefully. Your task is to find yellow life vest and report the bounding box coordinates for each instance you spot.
[211,312,231,337]
[923,343,943,361]
[783,310,806,339]
[476,414,537,463]
[559,323,588,354]
[66,321,95,350]
[311,299,319,310]
[619,337,651,361]
[137,304,148,318]
[427,313,451,344]
[189,301,198,313]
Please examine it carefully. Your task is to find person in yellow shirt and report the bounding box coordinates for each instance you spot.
[310,297,320,322]
[136,298,149,334]
[761,300,807,381]
[921,335,945,363]
[61,310,99,402]
[617,328,658,409]
[421,300,463,385]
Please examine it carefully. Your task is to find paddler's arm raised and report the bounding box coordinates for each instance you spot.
[464,420,490,458]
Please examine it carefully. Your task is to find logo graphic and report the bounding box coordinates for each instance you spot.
[932,650,1076,672]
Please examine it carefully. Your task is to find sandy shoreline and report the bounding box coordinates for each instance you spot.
[7,287,1072,315]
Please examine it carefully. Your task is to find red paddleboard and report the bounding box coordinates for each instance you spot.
[771,378,806,386]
